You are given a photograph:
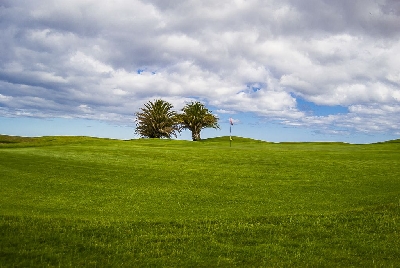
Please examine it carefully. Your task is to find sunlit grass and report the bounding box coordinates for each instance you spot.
[1,135,399,266]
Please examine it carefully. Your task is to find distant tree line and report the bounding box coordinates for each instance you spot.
[135,99,219,141]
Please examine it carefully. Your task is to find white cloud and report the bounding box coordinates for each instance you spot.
[0,0,400,136]
[216,110,235,115]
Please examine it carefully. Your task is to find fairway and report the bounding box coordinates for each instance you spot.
[1,135,399,267]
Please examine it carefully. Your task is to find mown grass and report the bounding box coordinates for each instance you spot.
[0,135,399,267]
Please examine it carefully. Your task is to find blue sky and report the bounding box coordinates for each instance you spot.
[1,0,400,143]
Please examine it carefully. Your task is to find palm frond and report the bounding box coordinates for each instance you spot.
[135,99,180,138]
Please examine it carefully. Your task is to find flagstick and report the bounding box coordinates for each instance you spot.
[230,122,232,147]
[229,117,234,147]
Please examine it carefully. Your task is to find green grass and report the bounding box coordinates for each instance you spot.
[1,135,399,267]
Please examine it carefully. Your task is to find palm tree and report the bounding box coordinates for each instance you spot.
[135,99,180,138]
[178,101,219,141]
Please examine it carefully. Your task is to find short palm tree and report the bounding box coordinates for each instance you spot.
[178,101,219,141]
[135,99,180,138]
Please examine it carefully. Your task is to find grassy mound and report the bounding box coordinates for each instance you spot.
[1,136,399,266]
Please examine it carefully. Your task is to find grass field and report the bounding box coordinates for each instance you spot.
[1,135,399,267]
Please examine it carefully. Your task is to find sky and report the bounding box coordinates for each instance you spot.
[1,0,400,143]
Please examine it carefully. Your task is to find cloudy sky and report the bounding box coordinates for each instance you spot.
[1,0,400,143]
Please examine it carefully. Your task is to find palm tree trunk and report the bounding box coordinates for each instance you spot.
[192,131,201,141]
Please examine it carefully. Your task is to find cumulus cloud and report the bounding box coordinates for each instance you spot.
[0,0,399,135]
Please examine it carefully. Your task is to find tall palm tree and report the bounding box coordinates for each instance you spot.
[135,99,180,138]
[178,101,219,141]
